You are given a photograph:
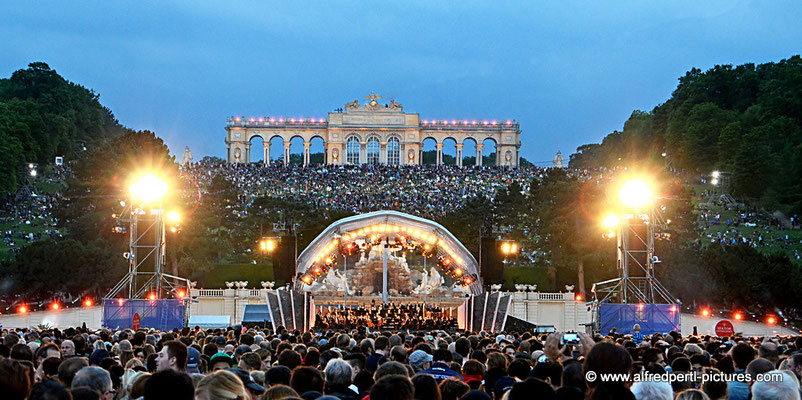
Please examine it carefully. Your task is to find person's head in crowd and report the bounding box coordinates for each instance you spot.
[262,384,300,400]
[58,356,89,387]
[226,367,267,399]
[508,378,555,400]
[642,348,666,368]
[486,352,507,372]
[747,358,776,382]
[324,359,354,394]
[410,349,434,371]
[238,352,261,371]
[560,360,585,393]
[278,349,302,371]
[751,370,800,400]
[375,360,410,381]
[211,352,235,371]
[462,359,485,390]
[675,389,711,400]
[631,381,673,400]
[266,366,292,387]
[72,366,114,400]
[11,343,34,362]
[155,340,188,372]
[143,369,194,400]
[28,380,72,400]
[758,342,779,366]
[412,373,442,400]
[391,345,408,363]
[671,356,692,372]
[36,342,61,366]
[584,342,635,400]
[731,342,755,371]
[196,369,249,400]
[185,346,201,374]
[503,358,528,381]
[700,368,728,400]
[371,375,415,400]
[0,358,34,400]
[291,366,325,395]
[786,352,802,381]
[71,386,102,400]
[439,377,470,400]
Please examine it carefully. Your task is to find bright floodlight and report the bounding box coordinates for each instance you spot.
[711,178,719,186]
[712,171,720,178]
[602,214,620,228]
[166,211,181,223]
[618,179,652,208]
[130,174,168,203]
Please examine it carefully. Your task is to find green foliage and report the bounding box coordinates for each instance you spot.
[0,62,127,192]
[502,266,553,291]
[0,239,122,298]
[196,263,275,288]
[658,243,802,314]
[569,56,802,213]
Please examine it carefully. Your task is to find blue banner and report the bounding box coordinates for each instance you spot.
[599,304,680,336]
[103,299,185,331]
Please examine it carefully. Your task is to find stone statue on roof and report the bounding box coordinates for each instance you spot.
[181,146,194,165]
[553,151,565,168]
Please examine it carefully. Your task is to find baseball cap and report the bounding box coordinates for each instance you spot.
[226,368,266,394]
[210,352,234,367]
[186,347,200,371]
[409,350,433,370]
[494,376,516,399]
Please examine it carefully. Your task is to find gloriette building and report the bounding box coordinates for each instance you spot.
[225,93,522,167]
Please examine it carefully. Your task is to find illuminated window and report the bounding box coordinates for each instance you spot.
[347,136,360,164]
[367,137,380,165]
[387,137,400,165]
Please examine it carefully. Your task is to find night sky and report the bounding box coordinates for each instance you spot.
[2,1,800,164]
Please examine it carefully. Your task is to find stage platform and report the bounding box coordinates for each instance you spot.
[311,294,466,308]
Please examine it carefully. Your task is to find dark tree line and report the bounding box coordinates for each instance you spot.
[0,62,128,192]
[570,56,802,214]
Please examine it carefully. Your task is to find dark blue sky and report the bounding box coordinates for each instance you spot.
[2,1,800,164]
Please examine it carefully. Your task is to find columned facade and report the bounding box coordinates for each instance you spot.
[225,94,522,167]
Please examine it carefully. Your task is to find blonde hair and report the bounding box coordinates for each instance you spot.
[195,370,248,400]
[125,358,144,369]
[262,385,299,400]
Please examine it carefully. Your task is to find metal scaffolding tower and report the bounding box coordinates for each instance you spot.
[106,201,188,299]
[592,206,678,305]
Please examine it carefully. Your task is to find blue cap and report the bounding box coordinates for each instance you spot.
[186,347,200,369]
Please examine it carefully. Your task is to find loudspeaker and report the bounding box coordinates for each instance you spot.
[274,236,296,285]
[480,237,503,285]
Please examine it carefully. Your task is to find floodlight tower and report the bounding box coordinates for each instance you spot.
[106,174,188,299]
[593,178,677,305]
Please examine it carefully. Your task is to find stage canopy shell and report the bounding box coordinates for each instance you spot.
[294,210,483,295]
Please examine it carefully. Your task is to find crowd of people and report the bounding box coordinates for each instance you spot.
[315,303,457,331]
[181,162,549,219]
[2,324,802,400]
[0,165,70,258]
[698,208,802,255]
